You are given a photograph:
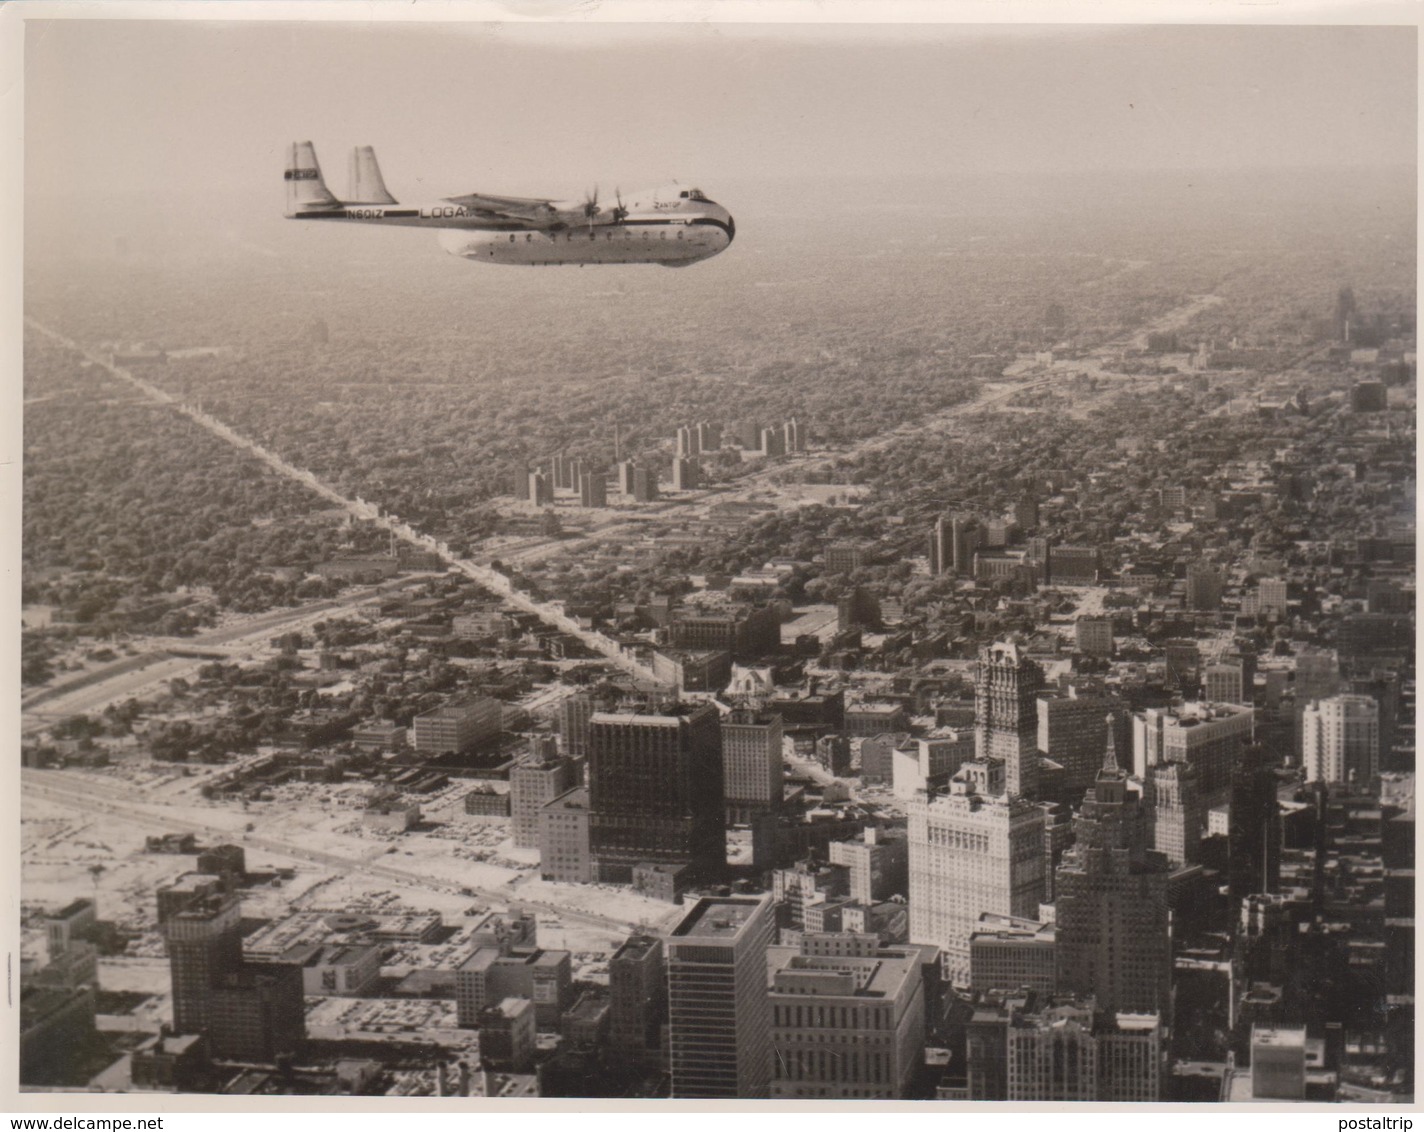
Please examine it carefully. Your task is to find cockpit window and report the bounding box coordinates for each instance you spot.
[687,189,708,201]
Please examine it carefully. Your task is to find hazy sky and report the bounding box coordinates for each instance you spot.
[25,18,1418,204]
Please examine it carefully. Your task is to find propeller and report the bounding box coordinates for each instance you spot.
[583,185,600,233]
[611,187,628,224]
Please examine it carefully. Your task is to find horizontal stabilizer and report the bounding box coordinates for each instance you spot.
[347,146,398,206]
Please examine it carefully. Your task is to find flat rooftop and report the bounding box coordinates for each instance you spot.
[671,896,767,940]
[545,787,589,812]
[1252,1025,1307,1048]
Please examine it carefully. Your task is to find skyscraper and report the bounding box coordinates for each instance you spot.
[157,876,244,1036]
[1184,561,1223,611]
[667,895,774,1098]
[558,692,596,758]
[907,759,1047,984]
[1132,702,1254,801]
[632,465,659,503]
[1228,743,1282,903]
[1145,760,1201,868]
[1204,657,1253,706]
[509,747,579,849]
[608,933,666,1058]
[587,702,726,884]
[928,516,950,576]
[1054,731,1173,1021]
[1301,694,1380,786]
[672,457,699,492]
[676,425,699,458]
[951,515,982,574]
[1037,690,1125,795]
[1003,999,1162,1101]
[720,709,783,824]
[975,640,1045,799]
[578,469,607,508]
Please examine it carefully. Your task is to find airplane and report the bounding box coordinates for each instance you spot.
[284,141,734,268]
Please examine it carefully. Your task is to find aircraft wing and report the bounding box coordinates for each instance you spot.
[445,192,560,224]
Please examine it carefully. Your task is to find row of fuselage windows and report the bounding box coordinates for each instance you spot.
[507,229,688,243]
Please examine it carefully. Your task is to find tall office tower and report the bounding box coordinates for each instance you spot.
[907,760,1047,984]
[829,827,909,903]
[982,519,1010,549]
[1352,670,1402,772]
[528,471,554,506]
[588,703,726,884]
[1037,690,1126,796]
[608,933,666,1057]
[1257,578,1289,618]
[1144,761,1201,867]
[720,709,784,824]
[1000,999,1162,1102]
[578,470,607,508]
[951,516,982,573]
[618,460,637,496]
[632,465,659,503]
[157,878,244,1035]
[1025,536,1051,576]
[509,748,579,848]
[511,465,532,500]
[1012,498,1039,531]
[1074,617,1114,657]
[975,640,1046,800]
[675,425,699,459]
[760,427,787,457]
[1293,648,1341,765]
[672,457,699,492]
[783,418,803,453]
[207,964,306,1064]
[767,934,929,1099]
[1228,744,1282,903]
[696,421,721,452]
[46,898,97,959]
[1055,732,1172,1021]
[1133,702,1254,801]
[558,692,595,757]
[1204,657,1254,706]
[1184,561,1223,611]
[1301,694,1380,786]
[667,895,774,1098]
[928,516,951,576]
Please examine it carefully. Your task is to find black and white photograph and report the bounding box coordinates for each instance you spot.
[9,1,1418,1110]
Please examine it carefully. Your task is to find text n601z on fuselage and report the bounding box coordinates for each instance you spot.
[284,141,734,268]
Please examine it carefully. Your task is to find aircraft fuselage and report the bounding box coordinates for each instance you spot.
[285,142,733,267]
[290,202,733,267]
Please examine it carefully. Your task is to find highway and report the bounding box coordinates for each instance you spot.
[25,316,659,686]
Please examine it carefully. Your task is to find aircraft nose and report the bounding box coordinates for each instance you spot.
[726,215,735,245]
